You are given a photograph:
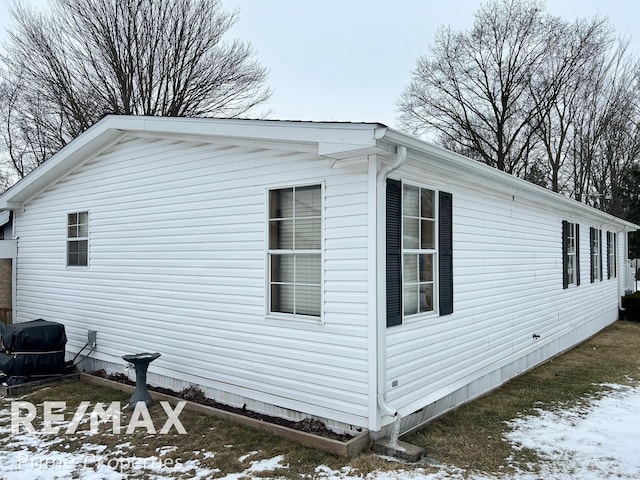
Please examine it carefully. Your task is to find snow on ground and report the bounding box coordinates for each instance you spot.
[504,383,640,480]
[1,384,640,479]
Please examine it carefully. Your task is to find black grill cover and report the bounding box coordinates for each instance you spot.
[0,319,67,376]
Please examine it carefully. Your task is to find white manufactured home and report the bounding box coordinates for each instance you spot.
[0,116,636,438]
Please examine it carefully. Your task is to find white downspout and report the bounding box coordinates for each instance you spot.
[375,145,407,422]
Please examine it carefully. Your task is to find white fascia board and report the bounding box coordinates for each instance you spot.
[0,116,385,210]
[117,116,384,155]
[381,128,640,231]
[0,117,125,209]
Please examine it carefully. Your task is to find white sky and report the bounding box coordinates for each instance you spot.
[0,0,638,129]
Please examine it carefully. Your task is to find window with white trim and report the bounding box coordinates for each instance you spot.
[402,184,436,316]
[566,222,577,286]
[268,185,322,317]
[590,227,602,282]
[607,231,617,279]
[67,211,88,267]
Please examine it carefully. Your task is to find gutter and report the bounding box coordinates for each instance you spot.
[374,145,406,422]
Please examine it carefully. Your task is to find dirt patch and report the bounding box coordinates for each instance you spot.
[88,369,354,442]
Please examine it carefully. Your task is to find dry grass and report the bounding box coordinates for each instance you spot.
[2,320,640,478]
[404,320,640,475]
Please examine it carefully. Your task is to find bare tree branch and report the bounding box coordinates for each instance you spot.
[0,0,271,181]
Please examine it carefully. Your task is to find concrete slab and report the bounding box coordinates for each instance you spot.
[373,437,426,462]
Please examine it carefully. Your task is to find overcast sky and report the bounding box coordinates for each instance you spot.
[1,0,638,129]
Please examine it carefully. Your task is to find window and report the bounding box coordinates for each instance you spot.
[67,211,88,267]
[561,221,579,288]
[268,185,322,317]
[607,231,617,279]
[386,179,453,327]
[590,227,602,282]
[402,184,436,316]
[561,221,580,288]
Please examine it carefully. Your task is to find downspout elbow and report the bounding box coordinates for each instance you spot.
[377,145,407,182]
[377,393,398,418]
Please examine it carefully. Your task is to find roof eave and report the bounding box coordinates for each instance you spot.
[0,116,386,210]
[381,128,640,232]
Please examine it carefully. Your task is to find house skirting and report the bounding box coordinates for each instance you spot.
[74,356,364,437]
[370,310,618,440]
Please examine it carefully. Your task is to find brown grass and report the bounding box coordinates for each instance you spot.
[404,320,640,475]
[2,320,639,478]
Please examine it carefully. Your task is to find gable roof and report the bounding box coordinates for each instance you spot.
[0,115,637,231]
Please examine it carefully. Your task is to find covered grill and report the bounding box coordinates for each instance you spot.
[0,319,68,379]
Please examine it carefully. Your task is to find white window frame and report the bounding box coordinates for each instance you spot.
[592,228,602,282]
[67,211,89,268]
[266,182,324,322]
[401,181,438,319]
[607,231,617,279]
[566,222,577,286]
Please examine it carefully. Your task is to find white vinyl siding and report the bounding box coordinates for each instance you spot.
[384,158,622,429]
[14,135,371,428]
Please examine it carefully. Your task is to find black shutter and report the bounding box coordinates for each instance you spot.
[598,229,603,281]
[386,179,402,327]
[562,221,569,289]
[439,191,453,315]
[590,227,595,283]
[575,224,580,286]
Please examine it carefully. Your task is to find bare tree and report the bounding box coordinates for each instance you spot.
[398,0,613,179]
[569,42,640,208]
[532,17,614,193]
[399,0,558,173]
[1,0,270,180]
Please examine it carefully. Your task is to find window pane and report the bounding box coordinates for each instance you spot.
[270,188,293,219]
[403,254,418,283]
[270,219,293,249]
[296,254,321,284]
[67,240,88,267]
[421,189,434,218]
[68,225,78,238]
[419,254,433,282]
[295,285,321,316]
[271,254,294,283]
[420,284,434,313]
[403,217,419,249]
[295,218,321,249]
[403,285,418,316]
[78,222,88,238]
[421,219,434,249]
[403,185,419,217]
[295,185,321,217]
[68,213,77,225]
[271,284,294,314]
[78,212,88,224]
